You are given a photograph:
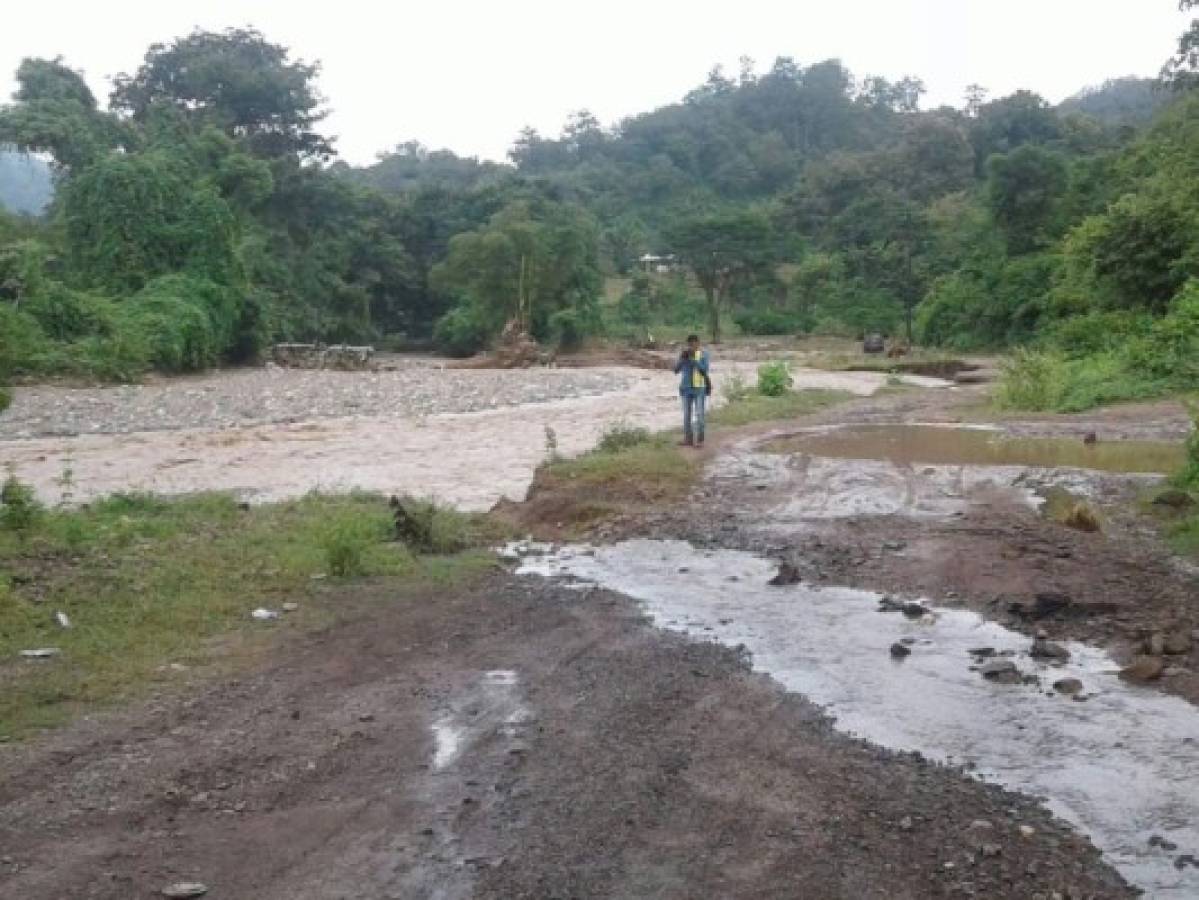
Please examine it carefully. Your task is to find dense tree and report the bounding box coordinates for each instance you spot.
[668,209,773,340]
[985,146,1070,253]
[110,28,332,159]
[0,58,130,170]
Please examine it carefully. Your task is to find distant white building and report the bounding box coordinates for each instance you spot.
[639,253,678,274]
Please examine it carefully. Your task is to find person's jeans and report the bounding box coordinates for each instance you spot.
[682,392,706,441]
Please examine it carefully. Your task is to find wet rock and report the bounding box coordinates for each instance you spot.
[1163,630,1193,656]
[882,540,906,552]
[1052,678,1084,696]
[768,563,801,586]
[161,884,208,899]
[878,596,906,613]
[1148,834,1179,852]
[901,602,928,619]
[1120,656,1166,683]
[979,659,1018,679]
[1031,592,1072,619]
[1030,639,1070,662]
[1176,854,1199,870]
[968,647,996,659]
[890,643,912,659]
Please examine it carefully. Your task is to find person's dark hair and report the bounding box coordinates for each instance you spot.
[685,334,699,343]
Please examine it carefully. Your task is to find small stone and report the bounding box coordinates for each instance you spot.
[882,540,906,552]
[1030,639,1070,661]
[250,608,280,621]
[969,820,993,831]
[899,816,913,831]
[979,659,1018,678]
[1148,834,1179,852]
[980,843,1002,858]
[161,884,208,899]
[1163,630,1193,656]
[358,713,375,722]
[19,648,61,659]
[890,643,912,659]
[1147,633,1166,656]
[1018,825,1036,838]
[901,602,928,619]
[281,602,299,613]
[1052,678,1084,696]
[768,563,801,586]
[1120,656,1166,683]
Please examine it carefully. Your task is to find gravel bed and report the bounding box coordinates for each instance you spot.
[0,366,635,439]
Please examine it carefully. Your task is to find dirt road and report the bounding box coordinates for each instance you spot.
[0,575,1131,899]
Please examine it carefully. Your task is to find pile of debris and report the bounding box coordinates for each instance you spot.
[270,343,375,371]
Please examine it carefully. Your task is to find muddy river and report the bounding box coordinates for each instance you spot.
[0,365,941,509]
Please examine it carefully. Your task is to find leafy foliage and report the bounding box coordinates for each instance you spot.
[756,360,793,397]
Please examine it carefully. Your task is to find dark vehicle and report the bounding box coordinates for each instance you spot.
[863,333,885,354]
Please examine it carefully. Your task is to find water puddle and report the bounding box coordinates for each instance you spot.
[764,424,1184,475]
[429,669,529,771]
[518,540,1199,897]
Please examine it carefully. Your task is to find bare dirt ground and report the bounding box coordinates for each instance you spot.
[3,364,1196,898]
[0,575,1131,899]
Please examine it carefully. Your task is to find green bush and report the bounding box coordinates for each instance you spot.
[757,360,793,397]
[994,348,1068,411]
[433,305,491,357]
[549,307,590,351]
[1174,406,1199,490]
[24,283,116,341]
[0,473,43,535]
[119,275,239,372]
[596,421,653,453]
[734,307,809,335]
[1044,310,1150,358]
[0,305,51,378]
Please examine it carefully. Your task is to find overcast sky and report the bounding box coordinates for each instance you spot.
[2,1,1191,165]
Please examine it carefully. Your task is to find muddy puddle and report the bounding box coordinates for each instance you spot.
[764,424,1184,475]
[517,540,1199,897]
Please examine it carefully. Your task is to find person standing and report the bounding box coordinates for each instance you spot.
[674,334,711,447]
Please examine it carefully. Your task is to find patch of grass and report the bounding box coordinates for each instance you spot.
[804,348,958,373]
[710,388,852,428]
[0,489,496,738]
[595,421,653,454]
[542,433,697,499]
[0,386,10,413]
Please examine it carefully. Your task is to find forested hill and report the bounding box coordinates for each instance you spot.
[3,14,1199,415]
[0,148,52,214]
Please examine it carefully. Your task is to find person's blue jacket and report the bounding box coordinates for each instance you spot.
[673,348,711,397]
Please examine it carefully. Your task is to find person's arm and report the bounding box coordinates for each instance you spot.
[697,352,710,375]
[673,351,688,374]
